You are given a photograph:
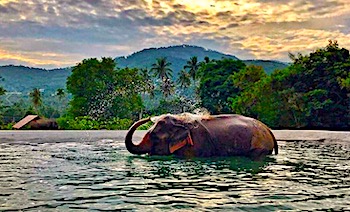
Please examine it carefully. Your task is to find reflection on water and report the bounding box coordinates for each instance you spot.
[0,139,349,211]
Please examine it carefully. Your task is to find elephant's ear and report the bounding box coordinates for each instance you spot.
[169,133,193,153]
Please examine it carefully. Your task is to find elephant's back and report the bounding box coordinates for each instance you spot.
[202,115,274,155]
[203,116,254,155]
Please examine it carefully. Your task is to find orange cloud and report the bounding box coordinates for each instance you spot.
[0,0,17,5]
[1,0,350,67]
[0,48,78,67]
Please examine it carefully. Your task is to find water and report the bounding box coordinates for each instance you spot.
[0,135,349,211]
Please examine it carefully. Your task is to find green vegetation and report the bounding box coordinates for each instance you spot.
[0,65,70,94]
[29,88,42,114]
[115,45,286,76]
[198,58,246,113]
[229,40,350,130]
[67,58,147,120]
[0,45,285,94]
[151,57,175,97]
[56,116,133,130]
[0,42,348,130]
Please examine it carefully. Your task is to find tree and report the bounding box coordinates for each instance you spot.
[160,78,175,98]
[234,40,350,129]
[151,57,173,80]
[197,58,246,114]
[67,57,117,118]
[279,40,350,129]
[53,88,67,116]
[67,57,146,120]
[177,70,191,88]
[29,88,42,114]
[230,65,268,117]
[184,56,199,80]
[151,57,174,98]
[139,68,155,98]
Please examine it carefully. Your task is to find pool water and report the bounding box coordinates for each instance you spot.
[0,138,349,211]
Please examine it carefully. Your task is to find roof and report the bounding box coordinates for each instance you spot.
[13,115,39,129]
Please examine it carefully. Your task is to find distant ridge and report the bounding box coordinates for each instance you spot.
[0,45,288,94]
[115,45,239,76]
[0,65,70,94]
[115,44,287,75]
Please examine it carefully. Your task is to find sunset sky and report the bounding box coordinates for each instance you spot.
[0,0,350,68]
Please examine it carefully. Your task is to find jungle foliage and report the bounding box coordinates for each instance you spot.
[197,58,246,114]
[229,41,350,129]
[0,41,349,130]
[66,57,151,121]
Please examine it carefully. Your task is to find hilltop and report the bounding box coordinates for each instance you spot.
[0,45,288,94]
[116,45,287,75]
[0,65,70,94]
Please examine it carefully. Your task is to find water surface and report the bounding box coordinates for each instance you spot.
[0,133,349,211]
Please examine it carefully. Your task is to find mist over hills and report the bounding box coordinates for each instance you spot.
[0,45,288,94]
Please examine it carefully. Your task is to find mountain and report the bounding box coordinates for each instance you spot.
[0,45,288,95]
[115,45,238,76]
[0,65,71,94]
[115,45,288,75]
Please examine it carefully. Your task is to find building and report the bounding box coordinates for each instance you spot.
[13,115,58,130]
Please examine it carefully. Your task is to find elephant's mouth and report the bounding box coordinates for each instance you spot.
[148,130,194,155]
[149,139,171,156]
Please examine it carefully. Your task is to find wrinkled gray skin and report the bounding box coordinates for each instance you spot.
[125,113,278,159]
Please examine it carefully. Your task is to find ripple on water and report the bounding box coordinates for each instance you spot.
[0,139,349,211]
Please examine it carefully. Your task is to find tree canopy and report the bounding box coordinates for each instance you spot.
[197,58,246,114]
[229,40,350,129]
[66,57,146,120]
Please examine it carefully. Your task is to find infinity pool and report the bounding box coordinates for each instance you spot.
[0,131,349,211]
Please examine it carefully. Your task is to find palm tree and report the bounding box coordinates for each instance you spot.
[177,70,191,88]
[161,78,175,97]
[184,56,199,80]
[54,88,66,116]
[29,88,42,114]
[151,57,173,81]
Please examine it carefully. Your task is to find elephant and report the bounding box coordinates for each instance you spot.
[125,113,278,160]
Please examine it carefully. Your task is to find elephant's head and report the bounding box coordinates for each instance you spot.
[125,114,197,155]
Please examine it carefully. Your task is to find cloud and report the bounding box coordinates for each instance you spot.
[0,0,350,67]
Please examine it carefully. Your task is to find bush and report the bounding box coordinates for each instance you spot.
[1,122,15,130]
[56,116,133,130]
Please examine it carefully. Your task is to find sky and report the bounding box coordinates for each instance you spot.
[0,0,350,68]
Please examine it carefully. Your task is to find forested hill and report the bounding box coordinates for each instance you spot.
[0,65,70,94]
[0,45,288,93]
[115,45,288,75]
[115,45,237,74]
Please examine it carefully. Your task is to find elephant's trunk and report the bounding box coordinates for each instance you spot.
[125,117,152,155]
